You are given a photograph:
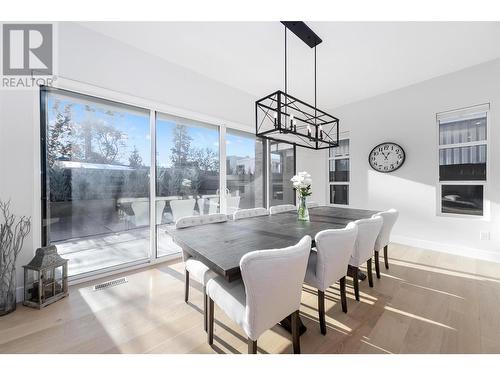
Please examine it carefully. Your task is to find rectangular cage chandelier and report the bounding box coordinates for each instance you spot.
[255,21,339,150]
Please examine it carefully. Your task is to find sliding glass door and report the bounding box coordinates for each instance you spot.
[41,87,296,278]
[155,113,220,257]
[268,142,296,207]
[225,129,265,212]
[41,87,151,276]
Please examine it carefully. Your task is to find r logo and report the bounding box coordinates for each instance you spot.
[2,24,53,75]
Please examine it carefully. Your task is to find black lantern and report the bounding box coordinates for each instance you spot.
[23,246,68,309]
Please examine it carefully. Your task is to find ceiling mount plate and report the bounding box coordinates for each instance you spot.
[281,21,322,48]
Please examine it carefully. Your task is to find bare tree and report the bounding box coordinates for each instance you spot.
[0,200,31,315]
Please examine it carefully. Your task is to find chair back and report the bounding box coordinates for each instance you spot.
[207,197,219,214]
[269,204,296,215]
[131,201,149,227]
[175,213,227,261]
[226,196,241,215]
[233,207,269,221]
[175,213,227,229]
[196,198,205,215]
[240,235,311,340]
[373,209,399,251]
[170,199,196,222]
[314,222,358,290]
[349,216,383,267]
[156,200,166,225]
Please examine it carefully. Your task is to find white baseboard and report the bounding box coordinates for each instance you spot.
[392,235,500,264]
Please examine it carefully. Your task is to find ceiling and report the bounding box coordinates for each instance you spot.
[80,22,500,109]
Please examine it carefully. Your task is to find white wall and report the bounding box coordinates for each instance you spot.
[330,58,500,262]
[0,22,323,297]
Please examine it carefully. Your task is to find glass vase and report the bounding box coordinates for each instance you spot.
[0,265,17,316]
[297,196,310,222]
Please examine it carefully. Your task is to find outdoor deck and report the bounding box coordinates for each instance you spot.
[56,225,181,276]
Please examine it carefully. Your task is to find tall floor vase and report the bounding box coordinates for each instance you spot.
[0,199,31,316]
[0,265,17,316]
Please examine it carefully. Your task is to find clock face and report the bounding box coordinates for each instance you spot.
[369,142,405,173]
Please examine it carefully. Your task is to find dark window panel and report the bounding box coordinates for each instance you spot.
[330,185,349,205]
[441,185,483,216]
[439,145,486,181]
[329,158,350,182]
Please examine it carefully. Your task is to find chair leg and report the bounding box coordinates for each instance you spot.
[248,339,257,354]
[203,286,208,332]
[184,270,190,303]
[317,290,326,335]
[384,245,389,269]
[374,251,381,279]
[367,258,374,288]
[207,297,214,346]
[352,266,360,301]
[291,310,301,354]
[339,276,347,313]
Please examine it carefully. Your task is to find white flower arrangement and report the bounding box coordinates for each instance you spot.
[291,171,312,198]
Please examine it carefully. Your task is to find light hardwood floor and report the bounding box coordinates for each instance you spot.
[1,243,500,354]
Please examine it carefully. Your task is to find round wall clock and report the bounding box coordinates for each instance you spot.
[369,142,406,173]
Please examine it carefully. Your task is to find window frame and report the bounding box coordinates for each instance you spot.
[436,104,490,219]
[328,135,350,207]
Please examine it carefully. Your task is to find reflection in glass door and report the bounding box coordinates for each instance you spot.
[269,142,296,207]
[155,113,220,257]
[41,87,151,277]
[225,129,265,212]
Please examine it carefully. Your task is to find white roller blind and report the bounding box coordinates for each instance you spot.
[437,103,490,123]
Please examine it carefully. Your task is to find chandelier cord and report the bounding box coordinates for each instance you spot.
[314,45,317,126]
[284,25,287,96]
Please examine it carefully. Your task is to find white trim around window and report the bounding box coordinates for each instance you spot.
[327,133,350,207]
[435,103,490,220]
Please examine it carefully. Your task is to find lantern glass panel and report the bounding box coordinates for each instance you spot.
[24,269,39,302]
[55,265,64,294]
[43,269,55,299]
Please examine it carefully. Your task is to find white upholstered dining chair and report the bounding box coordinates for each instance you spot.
[372,209,399,278]
[269,204,296,215]
[233,207,269,221]
[304,222,358,335]
[170,198,196,222]
[306,201,320,208]
[226,195,241,215]
[206,235,312,354]
[348,216,383,301]
[176,213,227,331]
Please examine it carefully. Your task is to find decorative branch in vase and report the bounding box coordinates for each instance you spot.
[291,172,312,222]
[0,199,31,316]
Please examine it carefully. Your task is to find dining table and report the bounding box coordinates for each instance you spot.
[167,205,380,335]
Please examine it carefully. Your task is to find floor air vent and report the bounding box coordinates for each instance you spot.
[93,277,128,291]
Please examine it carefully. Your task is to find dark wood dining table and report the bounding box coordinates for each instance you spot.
[167,206,380,334]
